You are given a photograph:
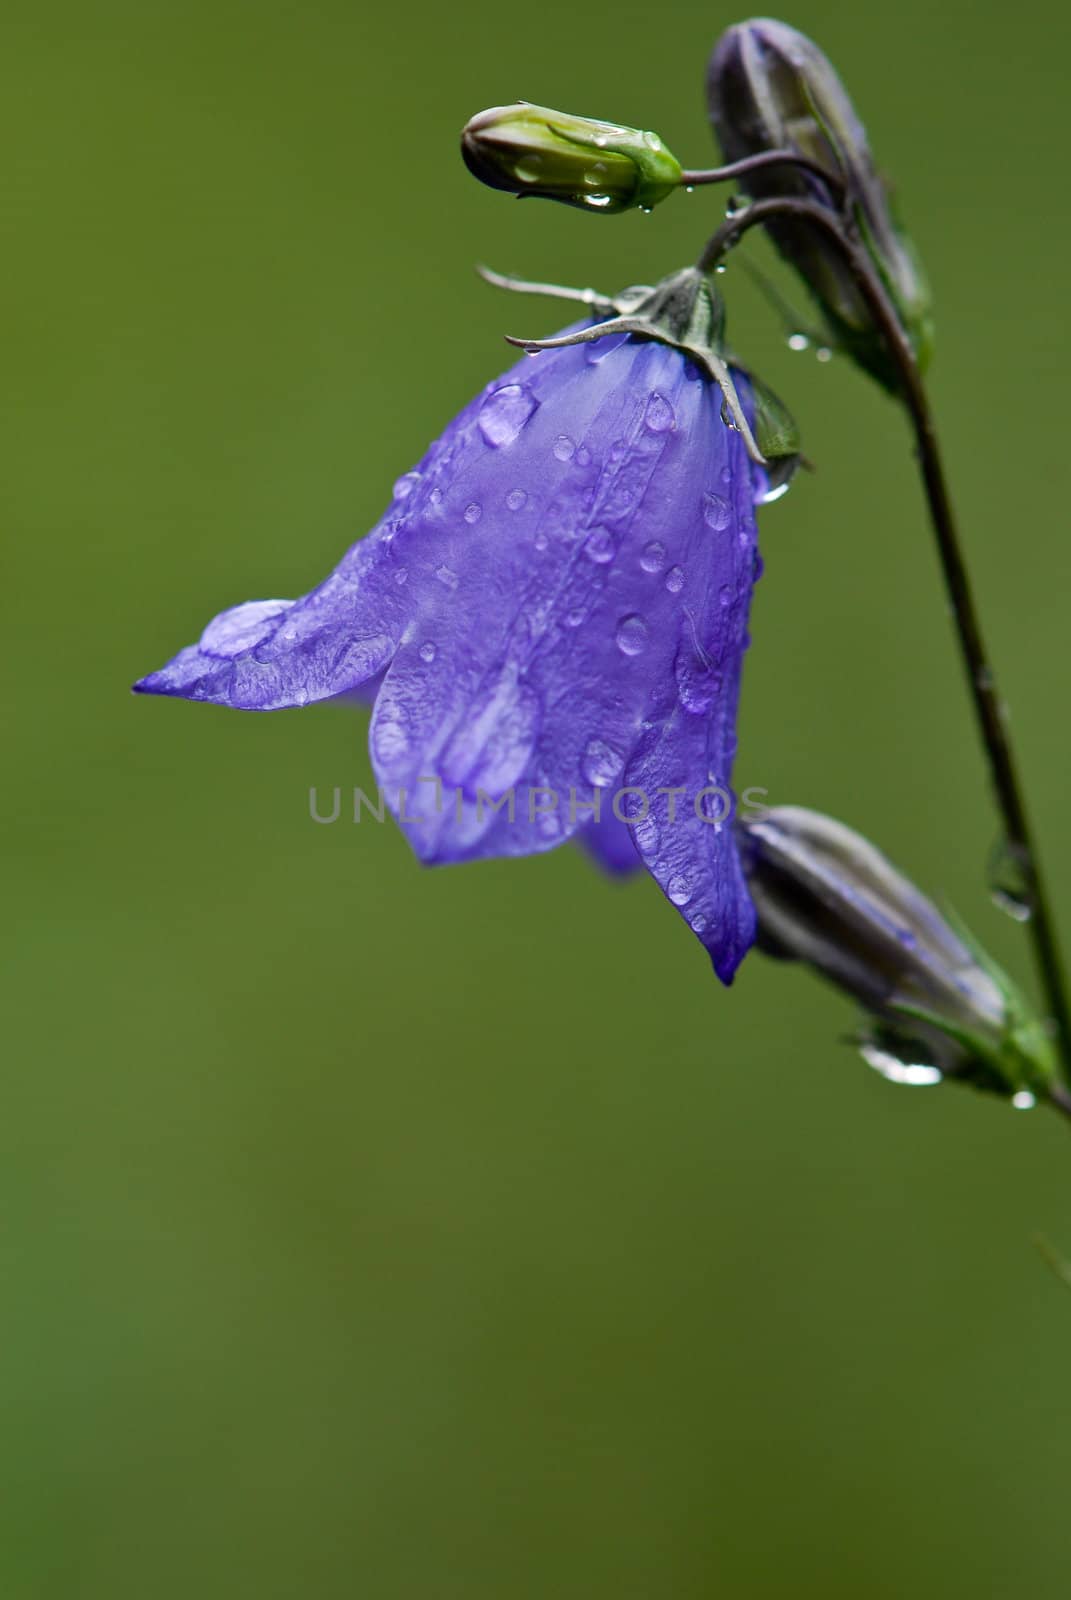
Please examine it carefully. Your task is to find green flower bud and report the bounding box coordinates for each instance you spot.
[742,806,1056,1101]
[707,20,934,392]
[461,103,682,215]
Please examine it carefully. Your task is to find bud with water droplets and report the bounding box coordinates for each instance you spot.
[461,102,683,215]
[706,20,933,391]
[741,806,1055,1101]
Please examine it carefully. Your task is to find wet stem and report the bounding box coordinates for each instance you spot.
[697,196,1071,1114]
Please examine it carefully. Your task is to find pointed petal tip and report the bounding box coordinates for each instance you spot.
[131,670,171,697]
[711,947,743,987]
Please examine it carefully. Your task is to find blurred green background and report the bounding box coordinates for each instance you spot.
[4,1,1071,1594]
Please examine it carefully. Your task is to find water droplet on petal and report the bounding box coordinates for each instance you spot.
[393,568,408,586]
[667,873,692,906]
[463,502,482,524]
[640,541,666,572]
[633,815,658,852]
[516,154,544,184]
[719,583,733,607]
[506,487,527,511]
[393,471,420,500]
[585,193,613,209]
[478,383,538,448]
[1012,1090,1036,1110]
[564,607,585,628]
[582,161,609,189]
[419,642,437,664]
[703,492,732,531]
[788,332,810,352]
[674,642,720,715]
[534,531,548,551]
[988,837,1034,922]
[553,434,575,462]
[436,564,459,590]
[429,487,444,507]
[645,393,674,433]
[690,913,707,935]
[581,738,624,789]
[576,445,591,467]
[584,527,615,563]
[615,614,648,656]
[665,566,685,594]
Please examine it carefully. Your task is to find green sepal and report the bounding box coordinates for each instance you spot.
[748,372,802,492]
[481,263,802,484]
[881,916,1058,1100]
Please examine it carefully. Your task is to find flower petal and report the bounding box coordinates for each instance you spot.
[366,337,759,880]
[135,317,762,978]
[624,708,756,985]
[577,810,642,877]
[133,527,406,709]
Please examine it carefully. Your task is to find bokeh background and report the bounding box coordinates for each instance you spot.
[4,1,1071,1594]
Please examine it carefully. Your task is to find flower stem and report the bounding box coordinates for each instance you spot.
[680,150,845,199]
[698,197,1071,1084]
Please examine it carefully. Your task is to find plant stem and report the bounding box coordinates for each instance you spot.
[680,150,845,199]
[699,197,1071,1083]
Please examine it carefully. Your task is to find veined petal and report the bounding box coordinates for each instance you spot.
[368,338,759,893]
[136,317,764,979]
[133,521,406,710]
[625,709,756,985]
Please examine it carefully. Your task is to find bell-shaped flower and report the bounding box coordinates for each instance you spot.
[135,268,791,983]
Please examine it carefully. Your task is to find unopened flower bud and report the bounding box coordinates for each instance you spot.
[707,20,933,391]
[461,103,682,215]
[741,806,1055,1100]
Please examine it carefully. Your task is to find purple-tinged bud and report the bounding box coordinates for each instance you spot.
[707,20,933,391]
[461,103,682,215]
[741,806,1056,1101]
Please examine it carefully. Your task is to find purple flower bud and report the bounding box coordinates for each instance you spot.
[742,806,1056,1097]
[707,20,933,390]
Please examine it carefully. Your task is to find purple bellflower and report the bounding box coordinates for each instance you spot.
[136,267,793,983]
